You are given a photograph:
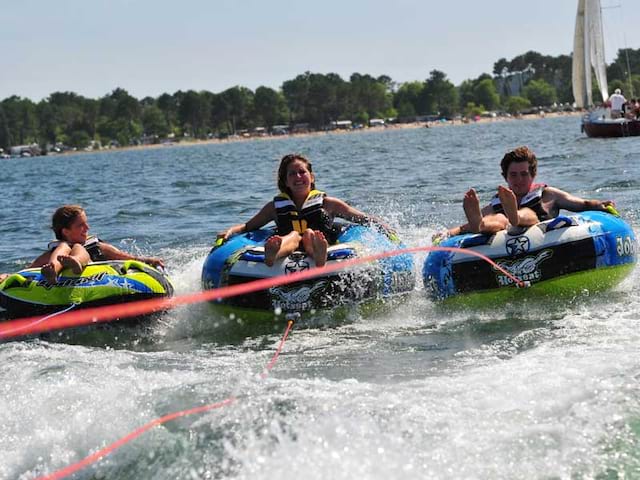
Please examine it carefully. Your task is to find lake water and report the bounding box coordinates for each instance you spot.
[2,116,640,479]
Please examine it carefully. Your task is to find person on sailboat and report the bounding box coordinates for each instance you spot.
[435,146,615,240]
[627,98,640,120]
[608,89,627,118]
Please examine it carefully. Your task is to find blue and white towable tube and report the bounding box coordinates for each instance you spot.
[202,222,415,318]
[423,211,637,306]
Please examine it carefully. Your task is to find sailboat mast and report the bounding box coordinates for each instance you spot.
[623,38,635,97]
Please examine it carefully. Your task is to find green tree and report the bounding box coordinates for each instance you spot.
[464,102,484,118]
[254,86,288,128]
[68,130,91,149]
[349,73,392,119]
[505,96,532,114]
[44,92,94,145]
[607,48,640,88]
[419,70,458,117]
[217,86,254,133]
[282,72,310,123]
[493,58,509,75]
[142,105,170,137]
[178,90,211,137]
[1,96,38,146]
[0,106,11,150]
[157,93,178,130]
[473,78,500,111]
[522,79,557,106]
[394,81,423,118]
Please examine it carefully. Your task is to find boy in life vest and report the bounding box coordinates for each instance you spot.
[440,146,615,238]
[30,205,164,284]
[217,153,392,267]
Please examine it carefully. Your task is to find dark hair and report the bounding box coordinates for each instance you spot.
[51,205,85,240]
[500,146,537,179]
[277,153,316,196]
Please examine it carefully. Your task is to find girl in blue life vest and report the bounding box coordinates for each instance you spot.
[28,205,164,284]
[217,153,392,267]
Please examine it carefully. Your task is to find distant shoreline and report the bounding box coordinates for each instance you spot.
[32,111,583,158]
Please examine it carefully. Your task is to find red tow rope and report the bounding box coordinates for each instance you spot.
[0,245,524,341]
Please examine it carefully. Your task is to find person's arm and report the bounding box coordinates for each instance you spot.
[324,197,393,231]
[547,187,614,213]
[217,202,276,241]
[99,242,165,268]
[29,251,53,268]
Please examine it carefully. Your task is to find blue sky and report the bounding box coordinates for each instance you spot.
[1,0,636,101]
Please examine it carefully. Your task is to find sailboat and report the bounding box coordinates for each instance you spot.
[573,0,640,137]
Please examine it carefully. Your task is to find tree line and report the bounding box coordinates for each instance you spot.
[1,48,638,152]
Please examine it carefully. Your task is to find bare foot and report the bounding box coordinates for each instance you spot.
[264,236,282,267]
[498,185,519,226]
[58,255,84,274]
[463,189,482,233]
[311,232,328,267]
[0,273,8,283]
[41,262,59,284]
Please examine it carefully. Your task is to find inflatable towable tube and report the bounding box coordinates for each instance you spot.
[0,260,174,319]
[202,222,415,318]
[423,211,636,306]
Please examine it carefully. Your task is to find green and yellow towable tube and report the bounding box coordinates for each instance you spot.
[0,260,174,319]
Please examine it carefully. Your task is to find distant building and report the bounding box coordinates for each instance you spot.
[271,124,289,135]
[10,144,40,157]
[331,120,352,130]
[495,64,536,97]
[369,118,385,127]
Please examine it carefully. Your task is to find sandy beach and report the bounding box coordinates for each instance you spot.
[45,110,583,158]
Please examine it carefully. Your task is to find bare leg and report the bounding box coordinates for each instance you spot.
[478,213,509,234]
[58,244,90,274]
[264,231,301,266]
[264,236,282,267]
[41,262,61,284]
[497,186,519,226]
[40,243,73,284]
[463,188,483,233]
[312,232,328,267]
[0,273,9,283]
[302,230,328,267]
[515,207,539,227]
[58,255,82,274]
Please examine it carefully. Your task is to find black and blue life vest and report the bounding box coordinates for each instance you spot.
[273,190,340,243]
[490,183,550,221]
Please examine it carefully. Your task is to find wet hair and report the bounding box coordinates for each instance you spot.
[51,205,85,240]
[500,146,537,179]
[277,153,316,196]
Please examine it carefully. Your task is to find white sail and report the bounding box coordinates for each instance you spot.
[572,0,588,108]
[586,0,609,101]
[572,0,608,108]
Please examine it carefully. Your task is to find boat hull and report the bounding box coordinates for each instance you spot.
[582,118,640,137]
